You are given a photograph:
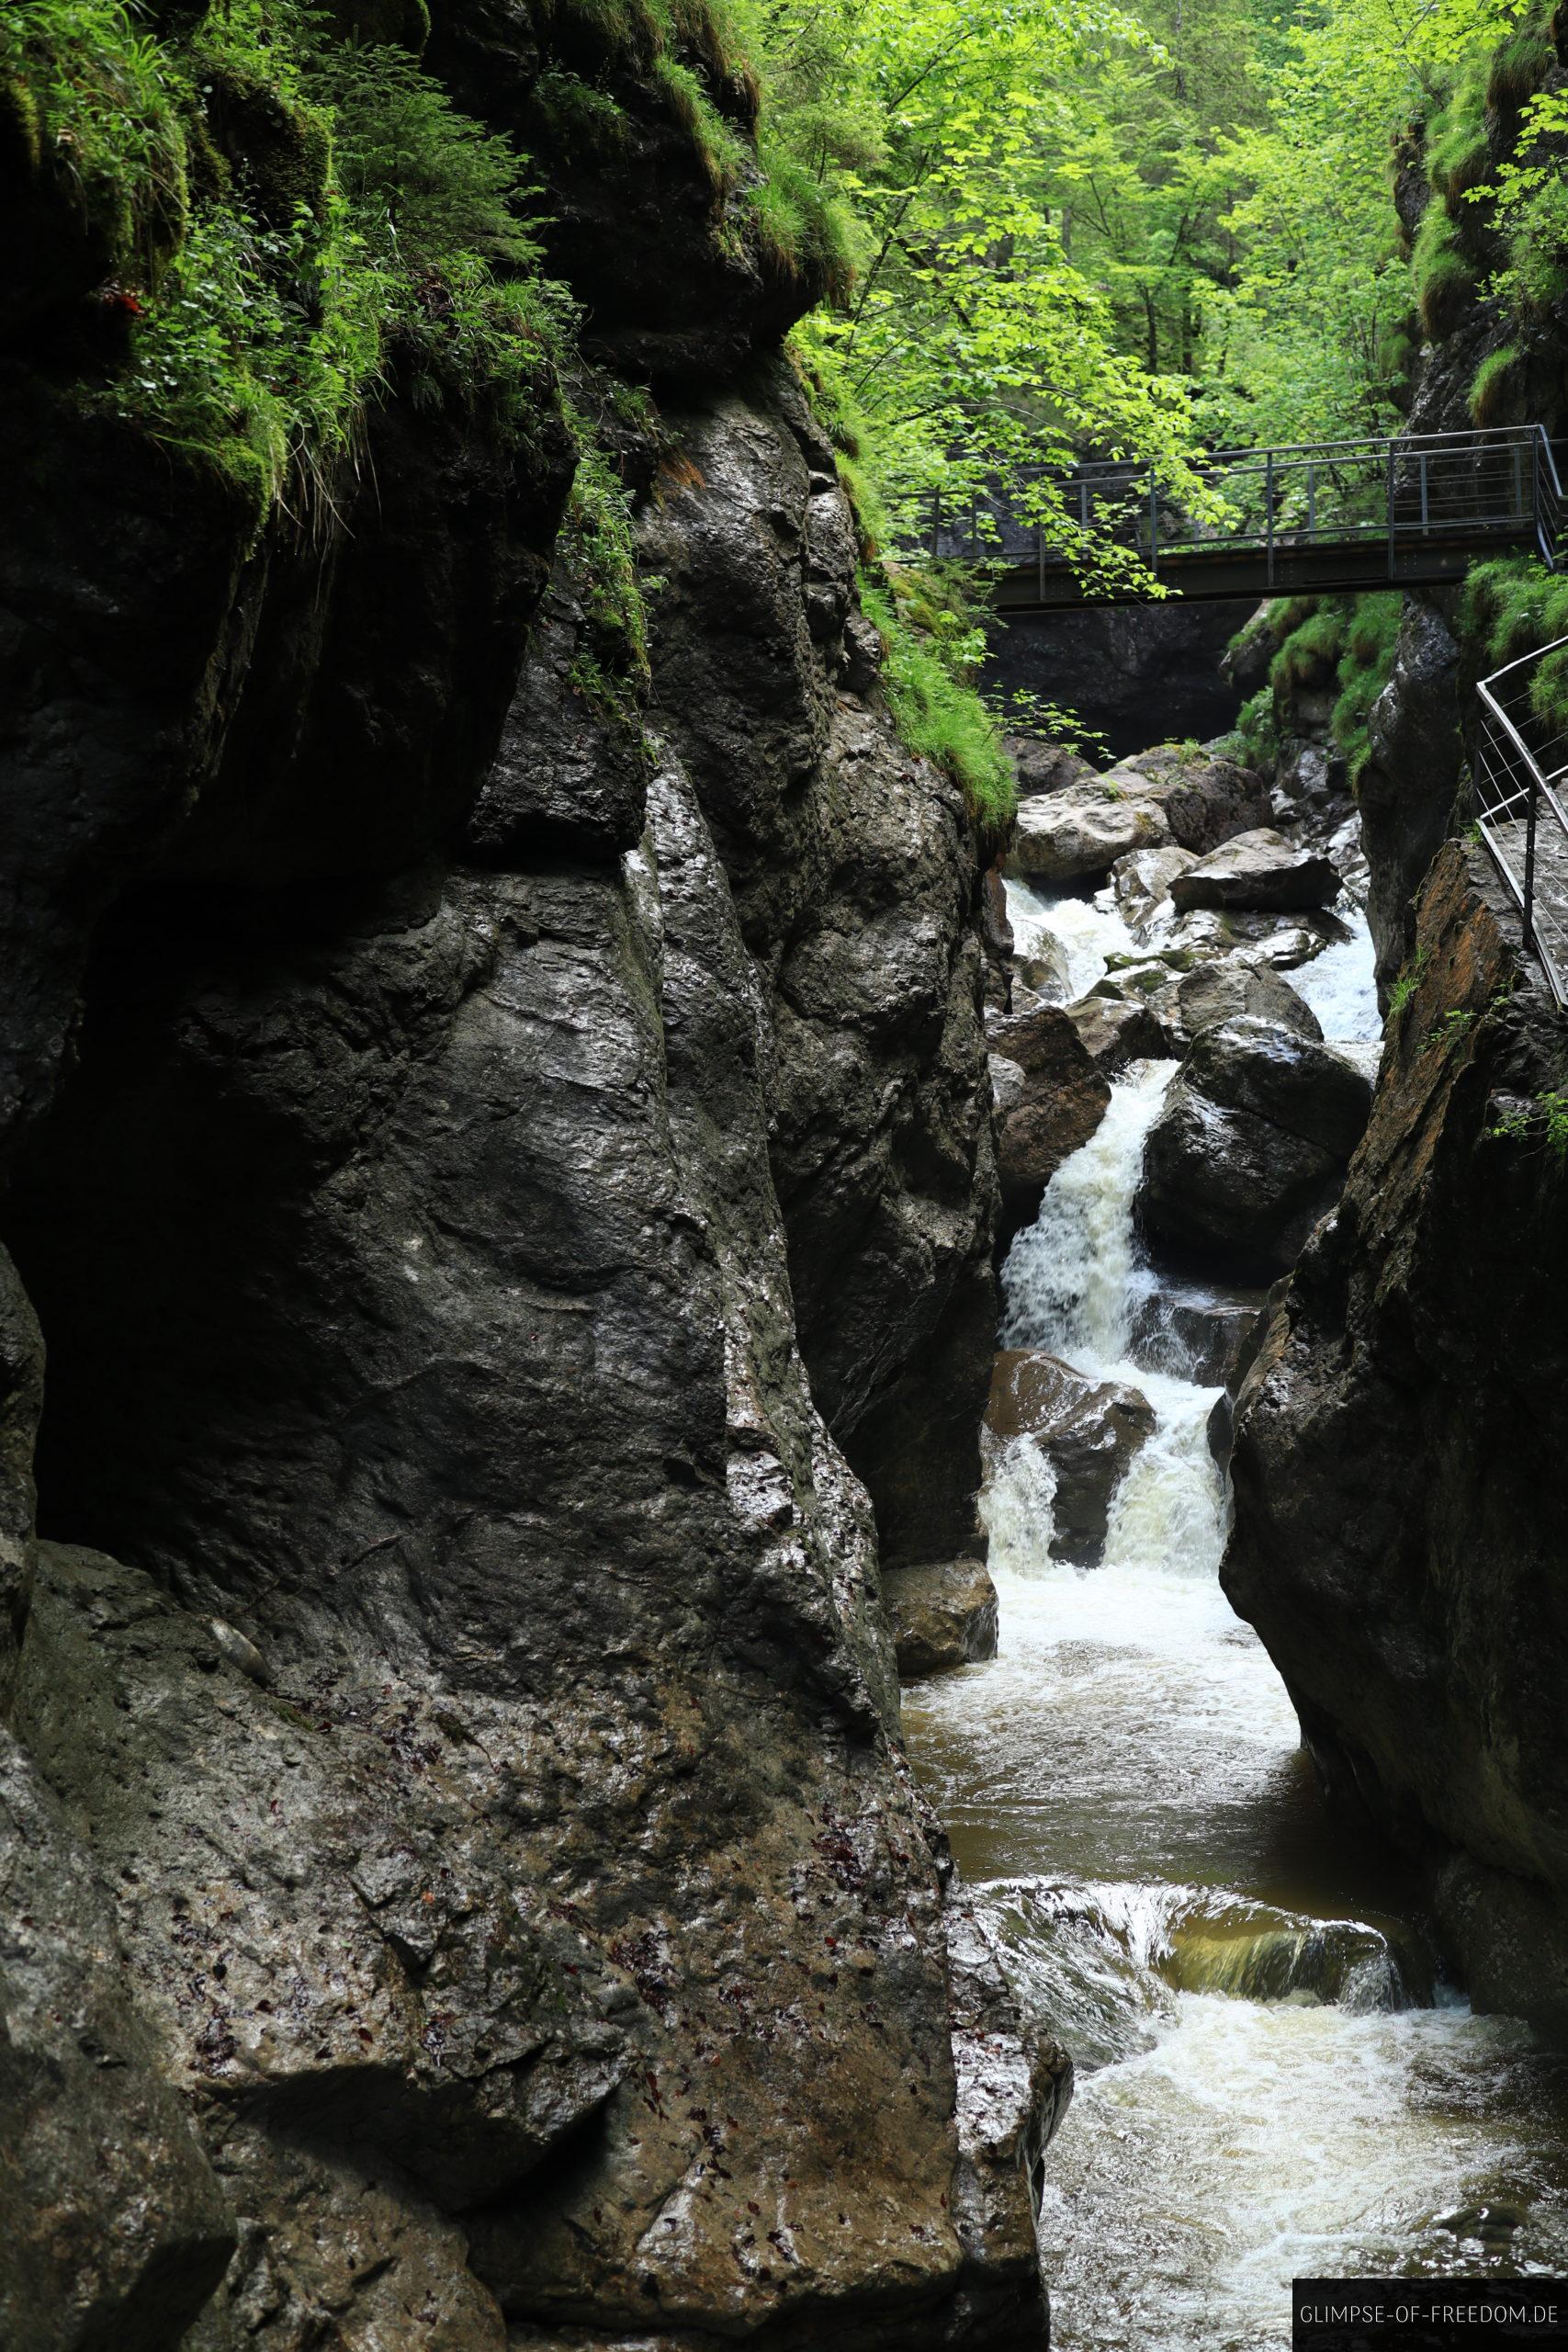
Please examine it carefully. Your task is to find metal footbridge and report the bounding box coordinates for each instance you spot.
[1475,640,1568,1009]
[925,425,1564,610]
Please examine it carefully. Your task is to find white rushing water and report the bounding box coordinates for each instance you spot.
[904,878,1568,2346]
[1006,877,1135,1002]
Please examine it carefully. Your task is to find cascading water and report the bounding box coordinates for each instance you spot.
[905,883,1568,2346]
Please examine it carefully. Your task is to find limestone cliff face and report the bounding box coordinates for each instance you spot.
[1224,845,1568,2034]
[0,26,1043,2349]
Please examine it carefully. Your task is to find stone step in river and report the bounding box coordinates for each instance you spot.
[905,874,1568,2348]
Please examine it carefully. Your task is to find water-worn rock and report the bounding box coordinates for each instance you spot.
[1130,1287,1266,1389]
[1169,828,1340,913]
[1359,603,1464,992]
[1138,1018,1373,1277]
[0,1724,235,2352]
[1006,737,1097,797]
[0,348,1033,2352]
[1066,992,1171,1073]
[987,1001,1112,1239]
[985,1350,1156,1566]
[1010,782,1170,883]
[1162,960,1324,1051]
[1224,845,1568,2038]
[883,1559,999,1677]
[1112,844,1199,933]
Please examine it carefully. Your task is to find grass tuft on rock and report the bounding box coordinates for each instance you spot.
[858,567,1015,839]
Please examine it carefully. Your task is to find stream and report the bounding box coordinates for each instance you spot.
[904,878,1568,2348]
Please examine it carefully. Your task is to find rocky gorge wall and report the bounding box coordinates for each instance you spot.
[0,16,1058,2347]
[1221,18,1568,2040]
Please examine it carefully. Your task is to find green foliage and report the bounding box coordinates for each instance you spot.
[1,0,188,272]
[985,684,1110,765]
[4,0,575,526]
[1331,589,1400,784]
[1236,684,1278,766]
[1487,1088,1568,1162]
[1270,607,1346,693]
[1486,24,1554,109]
[303,37,543,270]
[1460,557,1568,732]
[1387,944,1431,1017]
[858,568,1016,834]
[562,427,650,729]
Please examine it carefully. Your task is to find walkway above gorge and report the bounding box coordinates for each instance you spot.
[926,424,1564,610]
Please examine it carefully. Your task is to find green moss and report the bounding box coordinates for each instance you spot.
[1487,26,1555,112]
[1,0,189,277]
[1460,555,1568,735]
[747,147,855,300]
[1470,341,1523,424]
[652,51,745,192]
[1269,607,1346,693]
[561,422,649,726]
[1331,591,1401,785]
[858,567,1015,838]
[1236,685,1278,767]
[1412,206,1475,337]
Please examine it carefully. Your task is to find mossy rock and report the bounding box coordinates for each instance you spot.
[192,55,333,230]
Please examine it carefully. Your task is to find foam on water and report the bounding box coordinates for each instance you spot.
[1289,910,1382,1043]
[1005,877,1136,1002]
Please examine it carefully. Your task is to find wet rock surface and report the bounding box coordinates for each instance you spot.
[1224,845,1568,2037]
[1169,828,1341,914]
[987,1000,1112,1241]
[884,1560,1000,1678]
[985,1351,1156,1566]
[1138,1017,1373,1279]
[0,194,1043,2352]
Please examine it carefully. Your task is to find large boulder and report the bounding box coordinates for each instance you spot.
[1129,1285,1267,1389]
[882,1558,999,1677]
[1164,959,1324,1051]
[1107,750,1269,855]
[1170,828,1341,913]
[987,1001,1112,1238]
[1137,1017,1373,1276]
[985,1350,1156,1566]
[1007,738,1097,798]
[1066,991,1171,1074]
[1010,785,1169,884]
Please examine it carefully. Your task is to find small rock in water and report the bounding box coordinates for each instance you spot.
[882,1559,998,1678]
[985,1350,1156,1566]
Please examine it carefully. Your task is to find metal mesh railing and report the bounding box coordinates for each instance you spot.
[1474,639,1568,1009]
[923,424,1563,589]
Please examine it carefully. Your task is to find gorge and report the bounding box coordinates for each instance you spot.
[6,0,1568,2347]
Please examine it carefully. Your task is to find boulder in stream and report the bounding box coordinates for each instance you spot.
[1169,828,1340,914]
[986,1350,1156,1566]
[883,1559,999,1677]
[1066,991,1171,1074]
[1137,1017,1374,1277]
[987,1002,1111,1238]
[1164,959,1323,1052]
[1111,844,1199,933]
[1107,750,1269,855]
[1010,786,1170,884]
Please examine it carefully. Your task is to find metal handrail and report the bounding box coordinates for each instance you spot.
[923,424,1564,587]
[1475,635,1568,1009]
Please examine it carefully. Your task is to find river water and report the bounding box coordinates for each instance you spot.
[905,880,1568,2348]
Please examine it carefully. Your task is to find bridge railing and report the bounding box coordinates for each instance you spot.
[923,425,1563,587]
[1475,639,1568,1009]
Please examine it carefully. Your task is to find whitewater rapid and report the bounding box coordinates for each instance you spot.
[904,882,1568,2345]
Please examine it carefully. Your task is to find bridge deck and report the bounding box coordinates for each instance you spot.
[927,425,1563,613]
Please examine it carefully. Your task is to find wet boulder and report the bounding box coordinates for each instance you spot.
[1164,959,1323,1052]
[987,1002,1111,1238]
[1129,1285,1266,1389]
[1066,991,1170,1074]
[985,1350,1156,1566]
[882,1559,999,1678]
[1169,828,1340,914]
[1010,786,1169,885]
[1111,845,1199,934]
[1136,1017,1374,1276]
